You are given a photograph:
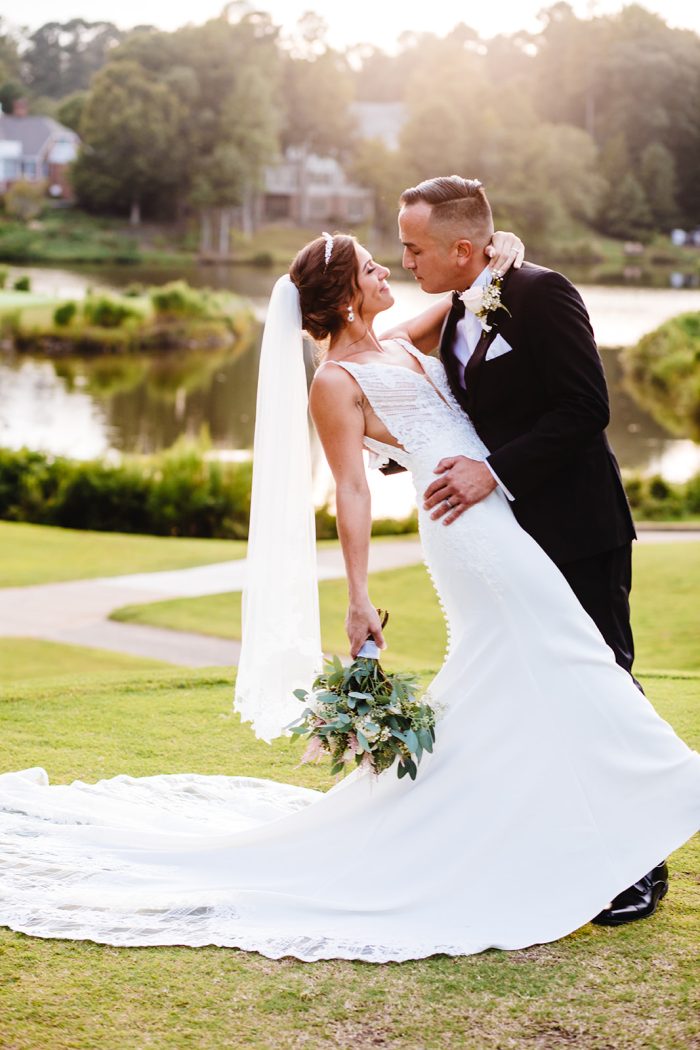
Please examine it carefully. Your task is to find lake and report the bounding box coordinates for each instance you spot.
[1,263,699,519]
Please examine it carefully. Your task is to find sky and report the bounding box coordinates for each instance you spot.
[10,0,700,50]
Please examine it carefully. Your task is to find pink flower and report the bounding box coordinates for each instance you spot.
[345,733,361,756]
[299,736,325,765]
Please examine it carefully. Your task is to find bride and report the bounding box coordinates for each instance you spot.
[0,232,698,963]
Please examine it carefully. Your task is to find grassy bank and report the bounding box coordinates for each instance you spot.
[0,210,142,264]
[0,279,255,355]
[2,209,700,279]
[622,311,700,442]
[0,665,697,1049]
[0,527,698,1047]
[0,520,245,587]
[0,638,167,682]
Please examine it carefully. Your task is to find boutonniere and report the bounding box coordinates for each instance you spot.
[459,275,511,333]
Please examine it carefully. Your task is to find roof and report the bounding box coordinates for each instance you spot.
[0,115,79,158]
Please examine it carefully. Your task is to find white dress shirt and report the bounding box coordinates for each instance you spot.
[451,266,515,501]
[452,265,492,381]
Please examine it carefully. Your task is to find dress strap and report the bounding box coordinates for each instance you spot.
[392,337,422,360]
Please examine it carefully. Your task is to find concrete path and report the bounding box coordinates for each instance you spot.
[0,530,697,668]
[0,540,426,668]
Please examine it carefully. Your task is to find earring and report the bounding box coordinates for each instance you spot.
[347,305,355,323]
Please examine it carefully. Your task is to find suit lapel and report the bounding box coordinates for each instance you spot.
[440,269,518,411]
[439,295,467,406]
[463,269,516,407]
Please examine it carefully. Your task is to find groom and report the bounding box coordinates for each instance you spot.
[394,175,666,927]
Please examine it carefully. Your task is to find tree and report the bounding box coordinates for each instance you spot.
[73,60,182,224]
[56,91,88,132]
[534,124,606,224]
[531,4,700,226]
[103,13,280,245]
[349,139,406,235]
[0,17,21,86]
[598,172,652,241]
[192,64,278,253]
[640,142,679,230]
[280,27,356,226]
[23,20,124,98]
[0,80,22,114]
[281,47,356,157]
[398,29,491,182]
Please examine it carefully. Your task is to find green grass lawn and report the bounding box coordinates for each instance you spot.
[1,538,698,1048]
[112,541,700,675]
[0,665,697,1050]
[0,638,166,685]
[0,521,245,587]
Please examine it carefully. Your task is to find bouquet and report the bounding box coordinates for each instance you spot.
[289,613,436,781]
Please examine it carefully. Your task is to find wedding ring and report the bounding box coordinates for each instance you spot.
[493,268,503,277]
[445,499,454,509]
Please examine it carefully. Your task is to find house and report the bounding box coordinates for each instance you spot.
[0,100,80,200]
[259,148,374,227]
[257,103,406,229]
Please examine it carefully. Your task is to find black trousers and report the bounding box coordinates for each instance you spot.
[558,543,637,678]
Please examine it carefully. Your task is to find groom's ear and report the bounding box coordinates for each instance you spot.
[455,239,474,263]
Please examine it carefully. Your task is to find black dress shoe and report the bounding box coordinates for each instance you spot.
[592,861,669,926]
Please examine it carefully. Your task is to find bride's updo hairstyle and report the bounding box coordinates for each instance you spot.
[289,233,359,342]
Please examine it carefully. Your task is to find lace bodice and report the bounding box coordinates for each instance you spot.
[330,340,488,476]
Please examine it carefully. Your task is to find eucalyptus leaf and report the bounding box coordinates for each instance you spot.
[404,729,419,754]
[418,728,434,753]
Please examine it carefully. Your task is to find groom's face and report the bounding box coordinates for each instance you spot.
[399,203,472,294]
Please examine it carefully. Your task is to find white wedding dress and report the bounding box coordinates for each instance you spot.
[1,342,698,962]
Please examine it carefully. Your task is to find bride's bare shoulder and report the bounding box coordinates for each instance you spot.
[310,360,359,403]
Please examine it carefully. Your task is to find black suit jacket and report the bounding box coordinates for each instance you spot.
[435,262,635,566]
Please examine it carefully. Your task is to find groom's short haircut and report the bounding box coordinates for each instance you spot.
[400,176,493,244]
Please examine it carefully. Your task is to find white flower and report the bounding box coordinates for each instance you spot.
[459,275,510,333]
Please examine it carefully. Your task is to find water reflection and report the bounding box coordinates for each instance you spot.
[1,264,698,519]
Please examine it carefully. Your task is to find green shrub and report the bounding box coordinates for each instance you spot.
[622,311,700,440]
[13,275,31,292]
[83,295,138,328]
[0,445,697,539]
[53,301,78,327]
[0,309,21,338]
[372,512,419,536]
[623,472,697,520]
[0,445,252,538]
[150,281,210,321]
[548,240,605,265]
[4,179,46,222]
[0,266,8,289]
[251,250,275,267]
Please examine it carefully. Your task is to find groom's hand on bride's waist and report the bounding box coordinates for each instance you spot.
[423,457,497,525]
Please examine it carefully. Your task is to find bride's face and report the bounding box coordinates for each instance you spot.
[352,244,394,319]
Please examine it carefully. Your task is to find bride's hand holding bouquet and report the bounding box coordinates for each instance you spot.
[288,611,437,782]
